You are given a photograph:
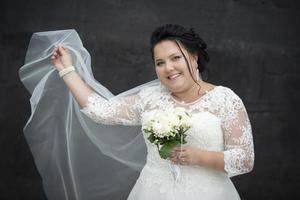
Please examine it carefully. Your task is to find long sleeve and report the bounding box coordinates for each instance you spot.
[221,89,255,177]
[80,92,143,126]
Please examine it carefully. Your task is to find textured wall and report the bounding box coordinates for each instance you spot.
[1,0,300,199]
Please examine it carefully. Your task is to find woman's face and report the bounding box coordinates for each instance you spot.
[153,40,198,93]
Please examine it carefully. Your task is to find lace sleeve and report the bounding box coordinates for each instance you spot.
[80,92,143,126]
[220,88,255,177]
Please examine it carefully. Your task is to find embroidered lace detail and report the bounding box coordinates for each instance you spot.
[81,84,254,190]
[220,88,255,177]
[80,92,143,125]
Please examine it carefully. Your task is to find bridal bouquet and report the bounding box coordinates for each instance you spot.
[142,107,191,159]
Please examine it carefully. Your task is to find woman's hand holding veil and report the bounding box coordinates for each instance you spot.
[51,46,73,71]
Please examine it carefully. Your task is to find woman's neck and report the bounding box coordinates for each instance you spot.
[171,81,203,103]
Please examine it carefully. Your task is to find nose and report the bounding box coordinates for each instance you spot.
[164,61,175,72]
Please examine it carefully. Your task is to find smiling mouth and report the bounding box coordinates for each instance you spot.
[167,73,182,80]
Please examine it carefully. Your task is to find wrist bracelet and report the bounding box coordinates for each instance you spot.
[59,66,75,78]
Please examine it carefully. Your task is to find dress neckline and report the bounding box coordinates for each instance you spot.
[169,86,220,106]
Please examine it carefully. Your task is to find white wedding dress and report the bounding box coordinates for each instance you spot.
[81,83,255,200]
[20,29,254,200]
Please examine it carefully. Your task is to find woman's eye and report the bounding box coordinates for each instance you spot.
[156,62,164,66]
[173,56,181,60]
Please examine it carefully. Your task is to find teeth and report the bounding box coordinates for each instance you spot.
[168,73,181,79]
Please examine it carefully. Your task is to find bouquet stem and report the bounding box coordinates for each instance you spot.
[159,140,181,159]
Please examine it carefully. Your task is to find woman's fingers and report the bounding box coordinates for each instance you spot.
[51,46,66,70]
[58,46,64,53]
[51,46,66,60]
[51,45,73,69]
[172,149,186,157]
[61,46,68,51]
[52,47,60,57]
[51,52,58,60]
[169,146,200,166]
[53,52,58,57]
[58,46,69,55]
[52,45,65,56]
[170,150,188,164]
[171,149,185,158]
[171,156,189,165]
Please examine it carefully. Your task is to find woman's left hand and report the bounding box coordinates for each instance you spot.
[169,146,202,166]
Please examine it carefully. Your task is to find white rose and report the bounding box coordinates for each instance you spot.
[152,121,163,135]
[168,113,180,125]
[157,116,172,137]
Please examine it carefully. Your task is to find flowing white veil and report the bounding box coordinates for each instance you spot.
[19,29,160,200]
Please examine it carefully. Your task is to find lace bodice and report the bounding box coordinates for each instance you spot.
[81,84,254,178]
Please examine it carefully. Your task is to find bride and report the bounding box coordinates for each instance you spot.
[20,24,254,200]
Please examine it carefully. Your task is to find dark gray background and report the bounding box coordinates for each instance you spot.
[1,0,300,199]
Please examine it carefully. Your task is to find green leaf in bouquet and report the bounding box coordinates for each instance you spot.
[159,140,181,159]
[147,134,156,143]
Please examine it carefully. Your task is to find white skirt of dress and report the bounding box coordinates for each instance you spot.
[127,163,241,200]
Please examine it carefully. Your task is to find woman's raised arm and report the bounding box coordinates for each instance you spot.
[51,46,93,108]
[51,46,143,126]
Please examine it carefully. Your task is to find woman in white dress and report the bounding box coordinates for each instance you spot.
[21,24,254,200]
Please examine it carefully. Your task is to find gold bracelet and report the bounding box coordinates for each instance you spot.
[59,66,75,78]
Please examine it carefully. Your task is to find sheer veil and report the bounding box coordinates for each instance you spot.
[19,29,159,200]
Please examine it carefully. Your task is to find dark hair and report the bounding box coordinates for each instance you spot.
[150,24,209,81]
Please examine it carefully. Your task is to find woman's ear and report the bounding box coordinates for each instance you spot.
[192,53,198,63]
[192,54,198,64]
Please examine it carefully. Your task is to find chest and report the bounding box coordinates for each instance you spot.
[185,112,224,151]
[140,86,225,151]
[141,109,224,152]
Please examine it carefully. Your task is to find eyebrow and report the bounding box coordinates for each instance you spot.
[155,53,181,62]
